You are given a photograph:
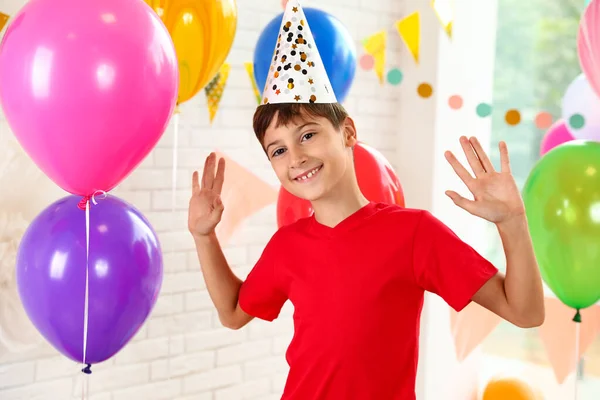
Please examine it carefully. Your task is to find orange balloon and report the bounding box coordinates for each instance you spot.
[482,377,542,400]
[144,0,237,105]
[276,141,405,227]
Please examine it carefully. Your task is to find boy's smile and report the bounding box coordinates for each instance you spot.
[292,164,323,183]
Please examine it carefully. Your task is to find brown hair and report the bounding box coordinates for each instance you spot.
[252,103,349,147]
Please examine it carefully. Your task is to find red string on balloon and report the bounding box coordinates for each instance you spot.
[78,196,90,211]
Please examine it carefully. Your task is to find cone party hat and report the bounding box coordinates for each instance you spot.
[261,0,337,105]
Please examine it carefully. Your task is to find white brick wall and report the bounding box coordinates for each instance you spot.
[0,0,404,398]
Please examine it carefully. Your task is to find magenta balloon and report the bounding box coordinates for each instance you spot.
[579,0,600,99]
[0,0,178,196]
[16,195,163,365]
[540,119,575,156]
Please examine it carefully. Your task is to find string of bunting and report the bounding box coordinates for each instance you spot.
[358,1,554,130]
[242,0,553,130]
[0,5,554,130]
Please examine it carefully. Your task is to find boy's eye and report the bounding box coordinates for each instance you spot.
[272,148,285,158]
[301,132,315,141]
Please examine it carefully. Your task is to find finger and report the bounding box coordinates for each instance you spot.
[460,136,486,177]
[202,153,216,189]
[445,151,474,187]
[214,195,224,212]
[192,171,200,194]
[499,141,511,172]
[469,136,495,172]
[445,190,478,215]
[213,157,226,194]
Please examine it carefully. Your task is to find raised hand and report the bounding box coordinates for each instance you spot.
[444,136,525,225]
[188,153,226,238]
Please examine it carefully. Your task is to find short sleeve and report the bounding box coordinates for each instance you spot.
[238,233,288,321]
[412,210,498,311]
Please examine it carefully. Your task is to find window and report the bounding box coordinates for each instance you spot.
[480,0,599,398]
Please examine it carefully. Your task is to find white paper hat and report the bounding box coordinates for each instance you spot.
[261,0,337,105]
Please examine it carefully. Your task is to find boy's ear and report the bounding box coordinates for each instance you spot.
[343,117,358,147]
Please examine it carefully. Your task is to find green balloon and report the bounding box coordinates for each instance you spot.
[523,141,600,311]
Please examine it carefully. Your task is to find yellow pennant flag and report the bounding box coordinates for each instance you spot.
[244,62,261,105]
[396,12,420,64]
[204,63,230,124]
[0,12,9,31]
[431,0,453,38]
[362,31,386,84]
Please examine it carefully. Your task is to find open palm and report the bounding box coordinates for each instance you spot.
[188,153,226,238]
[444,136,525,224]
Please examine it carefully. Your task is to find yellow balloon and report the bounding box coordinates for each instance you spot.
[482,377,543,400]
[144,0,237,105]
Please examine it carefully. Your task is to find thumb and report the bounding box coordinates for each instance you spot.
[445,190,477,214]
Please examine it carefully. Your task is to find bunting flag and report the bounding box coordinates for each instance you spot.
[362,30,387,84]
[244,62,262,105]
[396,11,421,64]
[431,0,453,38]
[214,151,278,245]
[451,296,600,385]
[450,302,501,362]
[538,298,600,383]
[204,63,231,123]
[0,12,9,31]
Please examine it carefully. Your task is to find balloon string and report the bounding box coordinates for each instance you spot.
[81,199,91,400]
[77,191,108,211]
[78,190,106,399]
[167,111,180,379]
[172,113,179,218]
[574,317,581,400]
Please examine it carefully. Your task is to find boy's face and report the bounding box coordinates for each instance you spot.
[262,111,357,202]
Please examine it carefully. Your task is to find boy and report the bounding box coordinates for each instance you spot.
[188,1,545,399]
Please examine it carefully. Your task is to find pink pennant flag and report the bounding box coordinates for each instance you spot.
[214,152,278,245]
[450,302,502,361]
[538,297,600,383]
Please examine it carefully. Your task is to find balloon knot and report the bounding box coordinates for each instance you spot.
[78,196,91,211]
[573,309,582,323]
[81,363,92,374]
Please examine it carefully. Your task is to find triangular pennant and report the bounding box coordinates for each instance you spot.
[431,0,453,38]
[362,31,386,84]
[204,63,230,124]
[395,12,420,64]
[214,151,278,245]
[538,298,600,383]
[450,302,501,361]
[0,12,9,31]
[244,62,261,105]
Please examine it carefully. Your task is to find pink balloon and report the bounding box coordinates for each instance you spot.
[540,120,575,156]
[0,0,178,196]
[578,0,600,99]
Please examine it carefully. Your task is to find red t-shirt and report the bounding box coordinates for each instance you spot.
[238,202,497,400]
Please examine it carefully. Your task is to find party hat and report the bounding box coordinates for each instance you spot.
[261,0,337,105]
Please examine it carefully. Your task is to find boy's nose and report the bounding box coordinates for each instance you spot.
[289,149,308,168]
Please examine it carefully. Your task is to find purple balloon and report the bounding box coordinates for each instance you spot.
[16,195,162,365]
